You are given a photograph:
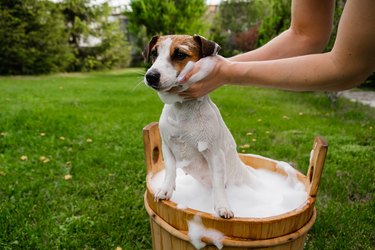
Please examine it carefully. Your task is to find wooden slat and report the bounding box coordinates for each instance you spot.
[306,137,328,197]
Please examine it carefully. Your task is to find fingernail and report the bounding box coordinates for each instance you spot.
[177,74,185,83]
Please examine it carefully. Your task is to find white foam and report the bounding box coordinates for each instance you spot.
[187,215,224,249]
[150,159,308,218]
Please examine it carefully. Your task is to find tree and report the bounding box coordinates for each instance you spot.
[60,0,131,71]
[126,0,208,64]
[210,0,265,56]
[0,0,73,75]
[256,0,291,47]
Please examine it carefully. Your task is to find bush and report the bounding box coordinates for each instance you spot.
[209,0,264,57]
[0,0,74,75]
[256,0,291,47]
[61,1,131,72]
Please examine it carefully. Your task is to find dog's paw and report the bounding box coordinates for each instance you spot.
[154,186,174,202]
[215,207,234,219]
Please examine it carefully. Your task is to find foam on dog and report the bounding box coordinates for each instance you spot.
[150,155,308,218]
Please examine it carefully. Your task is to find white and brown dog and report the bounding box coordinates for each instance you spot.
[144,35,256,219]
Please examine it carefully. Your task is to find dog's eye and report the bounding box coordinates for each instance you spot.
[150,49,158,61]
[173,49,188,60]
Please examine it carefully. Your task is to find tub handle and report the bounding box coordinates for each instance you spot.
[306,137,328,197]
[143,122,163,174]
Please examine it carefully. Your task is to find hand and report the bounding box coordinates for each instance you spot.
[174,56,230,100]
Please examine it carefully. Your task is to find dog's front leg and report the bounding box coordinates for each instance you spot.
[202,148,234,219]
[154,142,176,201]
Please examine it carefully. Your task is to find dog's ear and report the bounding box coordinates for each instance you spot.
[193,35,221,58]
[143,36,159,63]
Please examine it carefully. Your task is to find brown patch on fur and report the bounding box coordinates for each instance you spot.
[148,35,214,74]
[169,35,202,74]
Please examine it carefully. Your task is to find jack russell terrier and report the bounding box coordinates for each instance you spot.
[144,35,257,219]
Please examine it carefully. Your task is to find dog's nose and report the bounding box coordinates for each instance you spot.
[146,70,161,89]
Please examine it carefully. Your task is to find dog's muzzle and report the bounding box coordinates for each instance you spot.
[145,70,161,90]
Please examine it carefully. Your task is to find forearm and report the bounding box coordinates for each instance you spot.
[229,28,328,62]
[225,52,364,92]
[225,0,374,92]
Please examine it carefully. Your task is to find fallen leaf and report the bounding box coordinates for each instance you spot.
[64,174,72,180]
[20,155,28,161]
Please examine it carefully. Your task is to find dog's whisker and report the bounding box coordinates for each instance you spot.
[131,78,146,92]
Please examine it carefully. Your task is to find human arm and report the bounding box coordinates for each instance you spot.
[179,0,375,97]
[230,0,335,62]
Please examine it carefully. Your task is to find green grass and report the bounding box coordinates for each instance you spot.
[0,69,374,249]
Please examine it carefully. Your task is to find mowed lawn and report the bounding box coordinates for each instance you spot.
[0,69,374,249]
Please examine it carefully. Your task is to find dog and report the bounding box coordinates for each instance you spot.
[144,35,257,219]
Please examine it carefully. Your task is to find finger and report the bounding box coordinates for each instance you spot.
[177,61,195,83]
[179,65,204,84]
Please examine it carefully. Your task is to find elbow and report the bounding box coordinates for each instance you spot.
[331,65,373,91]
[289,27,332,54]
[309,36,330,53]
[305,31,332,54]
[345,71,372,89]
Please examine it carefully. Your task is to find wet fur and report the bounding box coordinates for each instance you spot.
[144,35,257,218]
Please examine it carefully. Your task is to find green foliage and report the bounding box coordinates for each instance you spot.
[0,0,130,75]
[210,0,265,57]
[0,70,374,249]
[61,0,131,72]
[126,0,208,65]
[256,0,291,47]
[325,0,345,52]
[0,0,74,75]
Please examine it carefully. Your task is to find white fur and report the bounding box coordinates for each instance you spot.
[145,37,257,218]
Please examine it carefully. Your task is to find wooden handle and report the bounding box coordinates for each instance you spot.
[306,137,328,197]
[143,122,163,174]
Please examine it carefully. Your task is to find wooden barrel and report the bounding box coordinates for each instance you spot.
[143,122,328,250]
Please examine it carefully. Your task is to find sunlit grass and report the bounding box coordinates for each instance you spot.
[0,69,374,249]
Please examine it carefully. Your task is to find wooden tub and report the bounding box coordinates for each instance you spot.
[143,122,328,249]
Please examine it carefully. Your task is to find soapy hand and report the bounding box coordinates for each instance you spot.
[172,55,230,100]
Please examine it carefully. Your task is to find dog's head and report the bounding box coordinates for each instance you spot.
[143,35,220,103]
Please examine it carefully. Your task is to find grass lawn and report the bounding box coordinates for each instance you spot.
[0,69,374,249]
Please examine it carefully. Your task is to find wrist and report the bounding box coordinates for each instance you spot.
[221,59,235,84]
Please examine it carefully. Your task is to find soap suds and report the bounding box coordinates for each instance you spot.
[187,215,224,249]
[150,157,308,218]
[197,141,208,152]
